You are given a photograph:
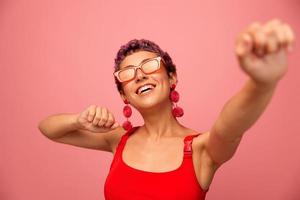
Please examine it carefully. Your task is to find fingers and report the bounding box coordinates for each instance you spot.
[273,23,285,48]
[282,23,295,51]
[97,107,108,127]
[111,121,119,129]
[87,105,97,122]
[92,106,102,126]
[235,18,295,58]
[99,107,119,129]
[264,19,280,53]
[86,105,119,129]
[235,32,253,58]
[104,112,116,128]
[81,106,90,121]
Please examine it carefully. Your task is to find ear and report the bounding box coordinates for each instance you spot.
[168,72,178,86]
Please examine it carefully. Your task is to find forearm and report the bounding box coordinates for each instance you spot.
[38,113,80,139]
[213,78,277,141]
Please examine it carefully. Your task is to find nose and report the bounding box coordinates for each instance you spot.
[135,68,148,82]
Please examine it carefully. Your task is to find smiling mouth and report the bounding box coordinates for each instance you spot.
[135,84,156,95]
[139,88,154,95]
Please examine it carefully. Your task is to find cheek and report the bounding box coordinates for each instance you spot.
[122,81,146,96]
[123,84,133,95]
[153,74,171,93]
[155,73,170,85]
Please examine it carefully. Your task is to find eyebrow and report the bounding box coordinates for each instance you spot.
[122,57,156,69]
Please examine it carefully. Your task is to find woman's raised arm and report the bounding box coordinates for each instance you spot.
[205,19,295,166]
[38,105,124,153]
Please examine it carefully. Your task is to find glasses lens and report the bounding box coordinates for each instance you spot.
[118,68,135,82]
[142,59,160,73]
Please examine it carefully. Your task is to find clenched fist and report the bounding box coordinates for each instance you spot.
[76,105,120,133]
[235,18,295,86]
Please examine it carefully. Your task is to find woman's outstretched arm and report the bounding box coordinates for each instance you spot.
[207,78,276,165]
[205,18,295,166]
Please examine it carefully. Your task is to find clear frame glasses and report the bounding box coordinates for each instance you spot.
[114,56,165,83]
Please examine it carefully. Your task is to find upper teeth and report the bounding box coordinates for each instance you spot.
[137,84,155,94]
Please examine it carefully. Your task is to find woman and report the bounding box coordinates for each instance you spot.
[38,19,295,200]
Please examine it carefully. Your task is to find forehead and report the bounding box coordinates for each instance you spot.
[119,51,158,70]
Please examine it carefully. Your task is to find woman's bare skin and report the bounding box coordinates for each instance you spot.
[38,18,295,194]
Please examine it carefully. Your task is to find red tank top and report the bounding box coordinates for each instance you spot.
[104,126,209,200]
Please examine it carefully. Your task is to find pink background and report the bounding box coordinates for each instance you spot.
[1,0,299,199]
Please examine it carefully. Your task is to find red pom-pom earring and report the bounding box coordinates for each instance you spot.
[169,84,184,117]
[122,99,133,131]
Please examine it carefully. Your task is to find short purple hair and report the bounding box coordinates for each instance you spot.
[114,38,177,93]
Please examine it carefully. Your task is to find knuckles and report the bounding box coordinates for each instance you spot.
[85,105,116,125]
[235,18,295,57]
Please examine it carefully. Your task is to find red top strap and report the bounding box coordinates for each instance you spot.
[117,126,138,152]
[184,133,201,156]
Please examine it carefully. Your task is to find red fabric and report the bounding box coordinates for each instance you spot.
[104,126,209,200]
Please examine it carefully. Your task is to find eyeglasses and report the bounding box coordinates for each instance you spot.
[114,56,165,83]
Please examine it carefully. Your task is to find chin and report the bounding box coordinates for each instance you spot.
[135,95,169,111]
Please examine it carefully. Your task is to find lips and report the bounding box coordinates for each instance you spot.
[135,83,156,94]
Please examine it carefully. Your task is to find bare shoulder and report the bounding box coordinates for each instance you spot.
[193,130,222,169]
[190,130,224,190]
[192,130,209,148]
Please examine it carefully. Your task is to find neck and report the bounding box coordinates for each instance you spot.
[138,100,184,141]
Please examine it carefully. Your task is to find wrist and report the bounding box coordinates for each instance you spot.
[248,78,278,93]
[71,113,83,130]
